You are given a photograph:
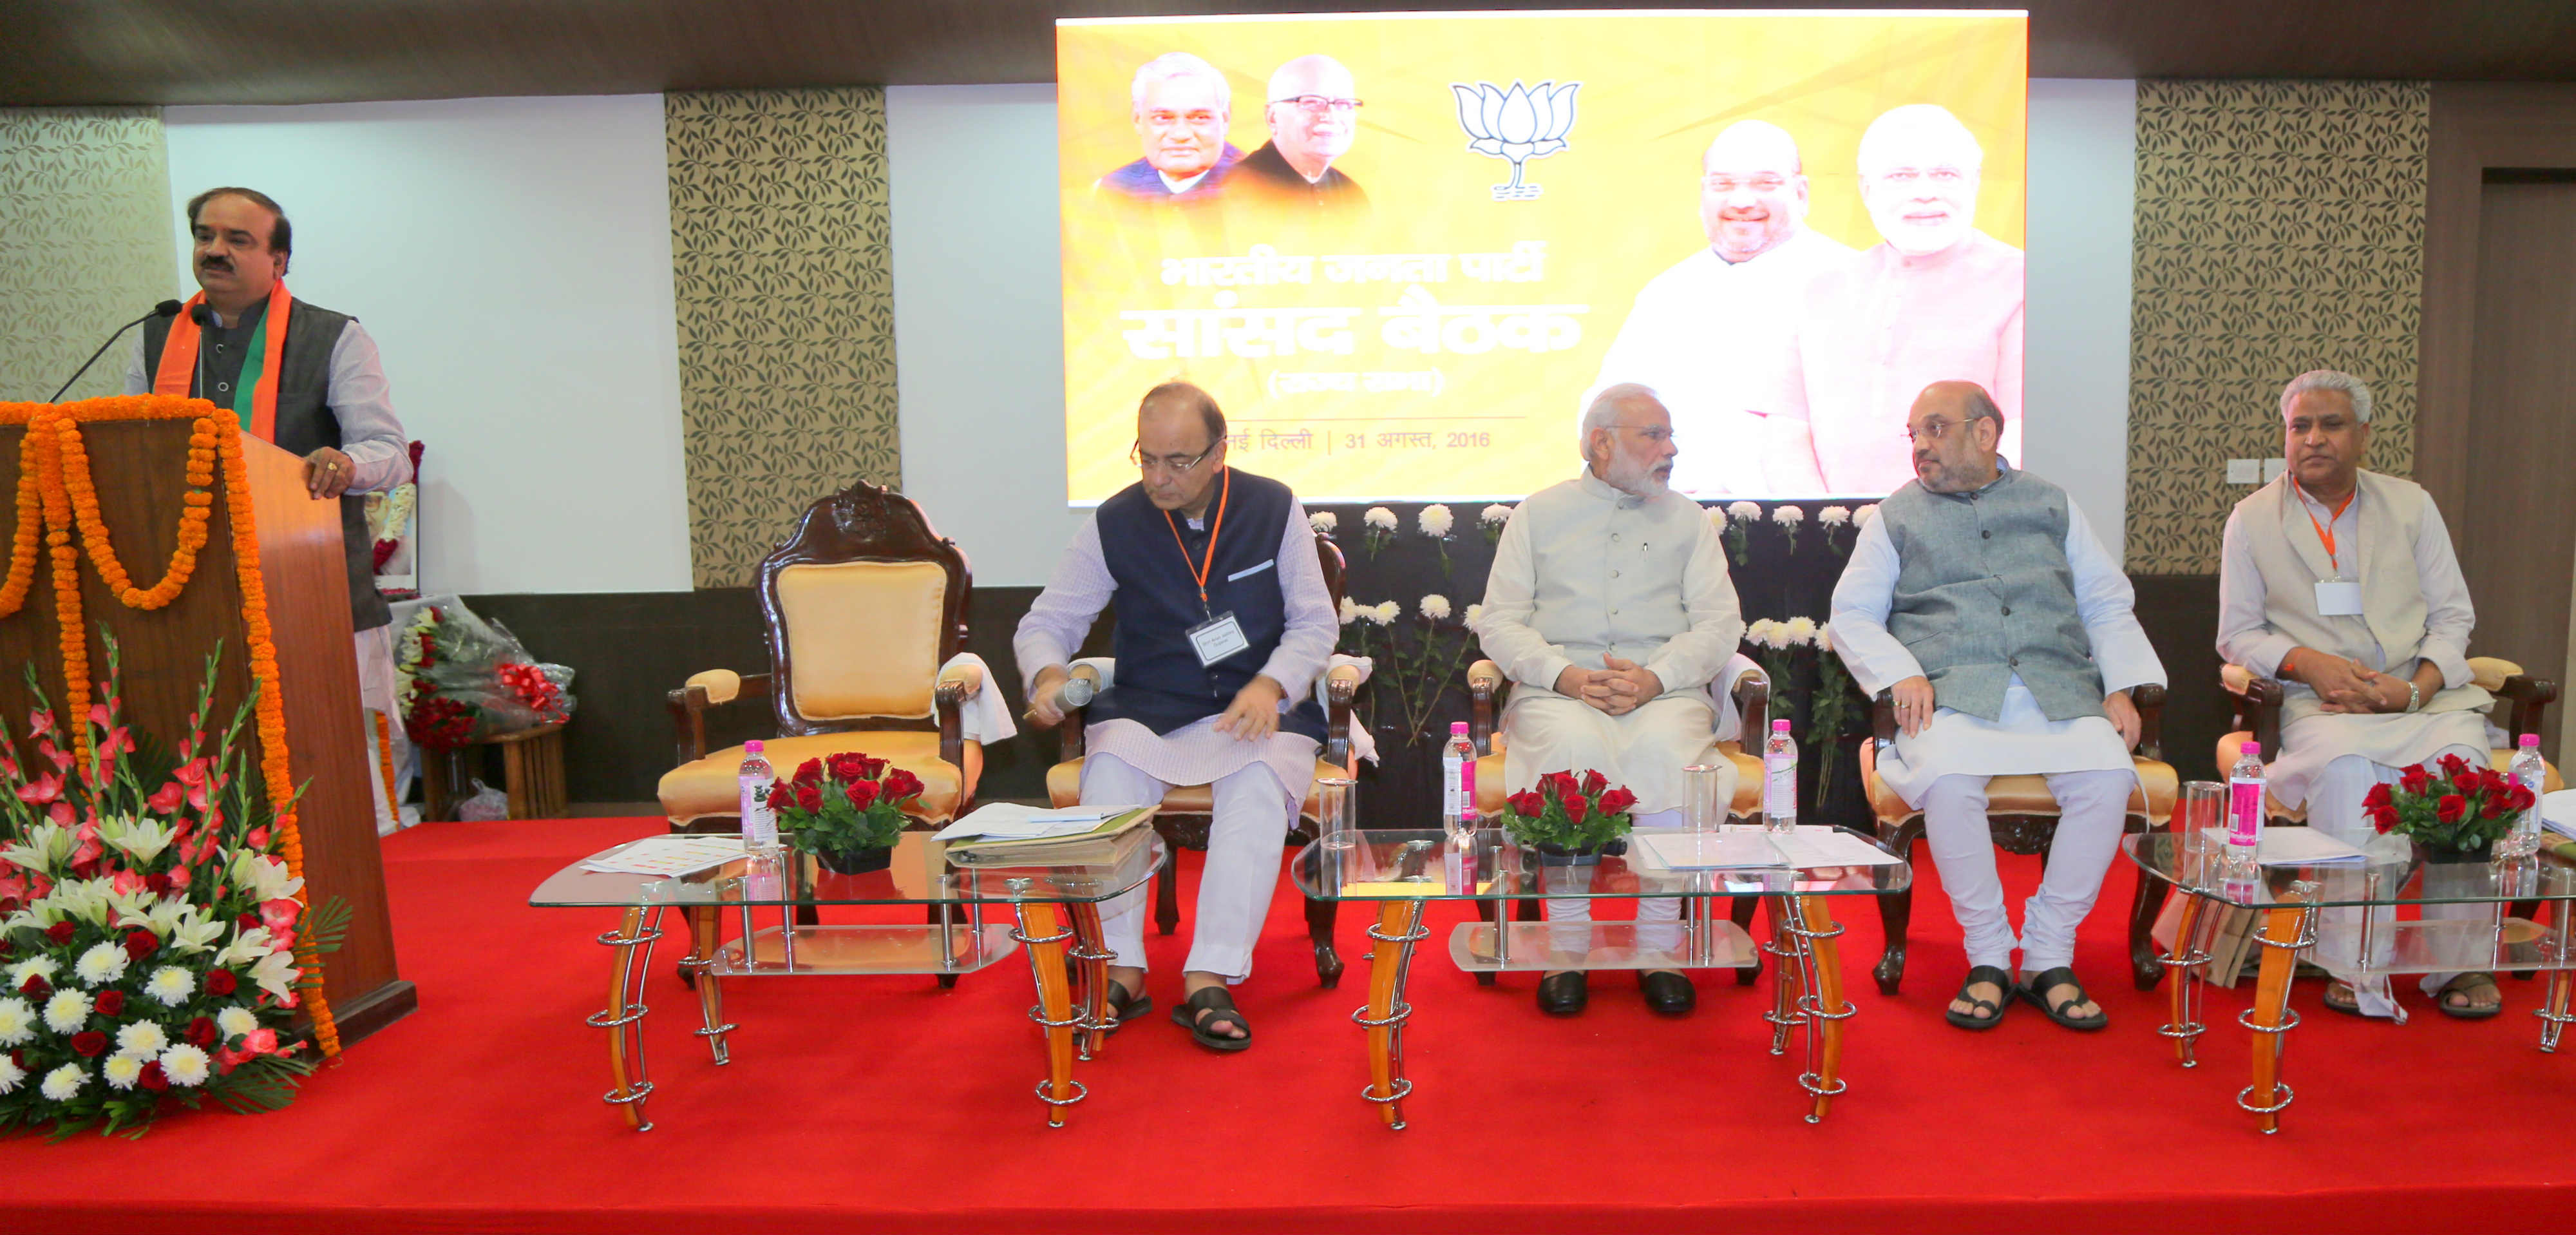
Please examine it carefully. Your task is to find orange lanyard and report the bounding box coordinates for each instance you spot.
[1161,467,1230,609]
[2291,479,2355,575]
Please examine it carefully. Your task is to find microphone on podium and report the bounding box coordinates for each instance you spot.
[46,300,183,403]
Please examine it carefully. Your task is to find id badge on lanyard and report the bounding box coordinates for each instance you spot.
[2297,481,2365,617]
[1164,469,1251,668]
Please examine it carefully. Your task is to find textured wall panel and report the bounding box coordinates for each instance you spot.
[2127,80,2429,571]
[667,89,899,588]
[0,108,175,403]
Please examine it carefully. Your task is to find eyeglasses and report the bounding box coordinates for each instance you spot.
[1131,440,1220,475]
[1904,417,2002,444]
[1272,95,1363,115]
[1701,173,1788,194]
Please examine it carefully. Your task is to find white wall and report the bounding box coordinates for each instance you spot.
[890,81,2144,585]
[2022,79,2139,562]
[163,95,693,595]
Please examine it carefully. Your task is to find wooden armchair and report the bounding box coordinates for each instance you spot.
[1860,684,2179,995]
[1043,528,1365,987]
[2216,656,2562,825]
[1464,653,1774,985]
[658,481,984,833]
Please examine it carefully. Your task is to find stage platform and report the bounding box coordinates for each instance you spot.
[9,815,2573,1232]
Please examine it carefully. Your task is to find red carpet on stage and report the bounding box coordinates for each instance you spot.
[7,816,2573,1232]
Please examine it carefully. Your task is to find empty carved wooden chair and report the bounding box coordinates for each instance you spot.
[1043,528,1367,986]
[1860,684,2178,995]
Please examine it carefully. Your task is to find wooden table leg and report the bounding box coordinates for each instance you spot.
[591,906,664,1131]
[1358,898,1428,1129]
[2240,895,2316,1134]
[683,903,735,1065]
[1794,895,1855,1123]
[2161,892,2211,1067]
[1066,900,1114,1061]
[1011,898,1083,1127]
[2539,968,2573,1053]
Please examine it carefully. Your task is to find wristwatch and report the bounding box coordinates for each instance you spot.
[2405,681,2423,713]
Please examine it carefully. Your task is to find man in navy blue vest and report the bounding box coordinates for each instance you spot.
[1017,382,1336,1052]
[124,186,413,833]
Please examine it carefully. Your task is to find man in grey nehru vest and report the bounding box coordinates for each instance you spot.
[125,187,413,830]
[1830,381,2164,1032]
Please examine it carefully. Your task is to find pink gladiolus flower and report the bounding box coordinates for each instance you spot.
[28,708,53,736]
[35,739,68,772]
[15,772,61,805]
[48,801,74,828]
[88,702,113,729]
[113,868,148,896]
[149,781,186,814]
[246,827,269,848]
[165,865,191,890]
[260,898,302,933]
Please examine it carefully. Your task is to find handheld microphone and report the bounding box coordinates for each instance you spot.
[46,300,182,402]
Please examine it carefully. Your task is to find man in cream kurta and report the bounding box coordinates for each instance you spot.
[1473,385,1746,1016]
[1831,382,2163,1031]
[2217,369,2496,1020]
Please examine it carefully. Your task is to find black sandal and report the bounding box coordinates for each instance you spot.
[1170,985,1254,1053]
[1101,980,1151,1033]
[2436,972,2503,1020]
[2321,980,2368,1018]
[1945,964,2013,1031]
[2018,966,2109,1031]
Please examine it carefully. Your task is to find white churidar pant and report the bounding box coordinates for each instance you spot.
[1080,752,1292,982]
[1922,768,2134,973]
[1545,809,1688,959]
[1501,694,1725,817]
[2305,743,2486,1020]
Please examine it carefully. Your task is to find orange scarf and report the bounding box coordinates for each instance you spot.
[153,280,293,443]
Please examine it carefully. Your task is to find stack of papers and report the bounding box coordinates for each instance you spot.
[2542,789,2576,839]
[582,834,744,877]
[2198,826,2367,866]
[1632,832,1786,870]
[933,803,1139,843]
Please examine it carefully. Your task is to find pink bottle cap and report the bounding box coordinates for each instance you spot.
[1772,719,1791,731]
[1452,722,1470,734]
[2240,741,2259,757]
[745,740,764,753]
[2523,733,2542,748]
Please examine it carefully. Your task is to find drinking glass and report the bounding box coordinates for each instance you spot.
[1682,763,1727,833]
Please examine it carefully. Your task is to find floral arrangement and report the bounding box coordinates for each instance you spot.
[1337,593,1475,746]
[769,752,925,872]
[1307,510,1338,535]
[2366,752,2535,856]
[365,481,415,573]
[1479,503,1514,545]
[1500,769,1638,854]
[1417,504,1455,574]
[1719,501,1763,565]
[1744,617,1864,802]
[0,640,343,1137]
[396,595,575,751]
[1361,506,1399,558]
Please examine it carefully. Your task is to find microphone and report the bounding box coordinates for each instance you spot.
[46,300,182,403]
[189,304,211,403]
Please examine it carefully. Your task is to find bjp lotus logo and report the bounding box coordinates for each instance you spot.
[1451,79,1580,200]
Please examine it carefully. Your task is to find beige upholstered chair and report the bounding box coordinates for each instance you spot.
[1043,529,1364,987]
[659,481,983,832]
[2215,656,2562,825]
[1860,685,2179,995]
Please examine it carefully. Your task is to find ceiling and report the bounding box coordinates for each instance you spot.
[5,1,2573,108]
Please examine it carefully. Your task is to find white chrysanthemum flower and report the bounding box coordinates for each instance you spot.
[1816,623,1836,653]
[1363,506,1397,531]
[1374,600,1401,623]
[1480,503,1513,526]
[1420,594,1452,620]
[116,1020,169,1057]
[102,1052,146,1091]
[1725,501,1761,524]
[0,1051,24,1095]
[1464,603,1484,626]
[1819,505,1851,526]
[0,995,34,1047]
[1854,504,1879,528]
[7,957,59,992]
[143,966,194,1008]
[1782,617,1819,646]
[1745,618,1779,648]
[41,1062,84,1102]
[249,950,301,1002]
[73,941,129,986]
[1338,596,1363,624]
[1309,510,1337,533]
[1418,504,1454,537]
[160,1042,211,1087]
[216,1005,260,1039]
[1771,504,1804,526]
[43,988,91,1033]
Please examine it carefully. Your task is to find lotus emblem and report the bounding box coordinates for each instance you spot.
[1451,79,1580,200]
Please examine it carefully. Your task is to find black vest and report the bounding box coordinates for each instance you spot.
[142,298,390,632]
[1091,468,1327,742]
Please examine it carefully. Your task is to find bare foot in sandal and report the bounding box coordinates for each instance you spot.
[1174,971,1251,1047]
[2436,972,2503,1019]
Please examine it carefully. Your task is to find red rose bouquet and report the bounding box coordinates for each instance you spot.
[767,752,925,873]
[2365,751,2534,856]
[1499,768,1638,854]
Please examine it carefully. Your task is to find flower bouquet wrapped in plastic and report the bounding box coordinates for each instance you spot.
[395,595,576,749]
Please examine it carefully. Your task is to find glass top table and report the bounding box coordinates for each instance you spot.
[1291,826,1909,1129]
[2125,830,2575,1133]
[529,830,1167,1131]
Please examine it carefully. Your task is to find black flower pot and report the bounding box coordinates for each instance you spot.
[2419,842,2492,865]
[1529,838,1627,865]
[813,844,894,876]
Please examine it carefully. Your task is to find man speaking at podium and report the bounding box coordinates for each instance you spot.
[123,186,413,827]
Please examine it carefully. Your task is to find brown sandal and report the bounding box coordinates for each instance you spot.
[2436,972,2503,1020]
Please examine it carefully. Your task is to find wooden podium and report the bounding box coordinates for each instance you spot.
[0,410,415,1044]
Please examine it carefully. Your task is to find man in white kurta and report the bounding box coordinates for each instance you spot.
[1582,120,1856,497]
[1831,382,2162,1031]
[1473,385,1747,1016]
[2217,369,2497,1020]
[1019,383,1337,1051]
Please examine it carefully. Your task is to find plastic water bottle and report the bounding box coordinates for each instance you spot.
[1442,722,1477,839]
[2226,740,2266,869]
[739,739,779,853]
[2503,733,2548,859]
[1763,718,1797,834]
